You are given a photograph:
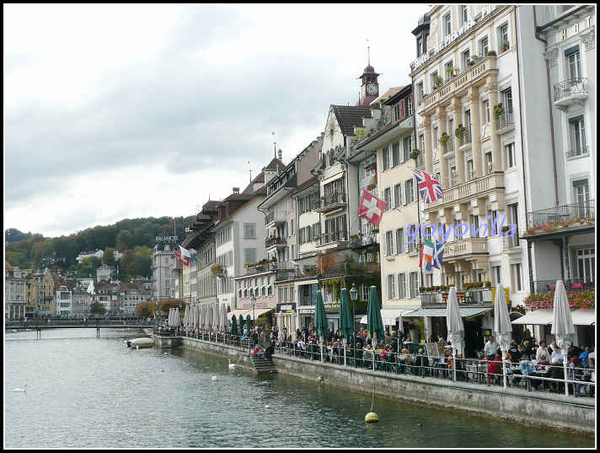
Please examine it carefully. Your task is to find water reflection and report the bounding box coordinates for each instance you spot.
[4,329,594,448]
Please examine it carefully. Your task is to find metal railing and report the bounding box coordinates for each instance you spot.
[526,200,595,229]
[265,236,287,248]
[566,146,589,159]
[178,330,596,399]
[458,128,472,146]
[496,111,514,129]
[554,77,588,102]
[319,191,346,209]
[532,278,594,293]
[317,231,347,245]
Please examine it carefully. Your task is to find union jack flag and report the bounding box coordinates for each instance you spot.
[412,169,443,204]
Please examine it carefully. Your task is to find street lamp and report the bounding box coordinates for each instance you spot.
[350,283,358,366]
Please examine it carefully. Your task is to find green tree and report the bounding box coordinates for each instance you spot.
[103,247,116,266]
[116,230,133,252]
[79,256,102,278]
[89,302,106,317]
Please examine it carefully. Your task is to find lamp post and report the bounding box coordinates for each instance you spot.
[350,283,358,367]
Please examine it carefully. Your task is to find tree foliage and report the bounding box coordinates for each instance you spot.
[135,301,157,317]
[158,299,187,316]
[90,302,106,317]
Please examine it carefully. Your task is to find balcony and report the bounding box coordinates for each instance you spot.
[443,237,488,262]
[417,55,498,115]
[265,236,287,249]
[566,146,589,159]
[315,191,346,213]
[554,78,588,109]
[323,262,381,277]
[495,112,514,131]
[424,171,504,211]
[420,287,492,307]
[458,128,472,147]
[531,278,594,294]
[524,200,595,237]
[316,231,347,246]
[264,211,287,226]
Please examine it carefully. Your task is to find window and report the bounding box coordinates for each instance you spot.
[482,99,490,123]
[382,147,390,171]
[466,159,474,180]
[243,223,256,239]
[383,187,392,211]
[431,70,440,88]
[485,152,493,174]
[502,88,513,115]
[407,96,413,115]
[404,179,414,204]
[394,184,402,208]
[407,229,416,254]
[392,142,400,167]
[409,272,419,298]
[443,13,452,37]
[398,273,406,299]
[479,36,489,56]
[576,249,595,284]
[511,263,522,292]
[417,82,424,102]
[387,274,396,300]
[508,203,520,247]
[569,116,586,155]
[566,47,581,81]
[450,165,457,186]
[417,37,424,57]
[385,231,394,256]
[290,219,294,235]
[572,179,590,215]
[498,23,509,51]
[505,142,515,168]
[403,136,412,161]
[461,49,471,72]
[396,228,405,254]
[444,61,454,82]
[459,5,468,26]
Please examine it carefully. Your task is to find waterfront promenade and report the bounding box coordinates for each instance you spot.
[156,329,595,434]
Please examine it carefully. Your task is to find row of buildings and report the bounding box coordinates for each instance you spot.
[5,261,153,319]
[153,5,595,354]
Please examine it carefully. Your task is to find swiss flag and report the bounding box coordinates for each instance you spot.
[358,189,387,227]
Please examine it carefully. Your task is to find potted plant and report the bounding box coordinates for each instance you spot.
[485,281,492,287]
[455,124,466,139]
[371,227,379,234]
[501,225,511,235]
[500,40,510,52]
[494,103,504,119]
[410,148,421,160]
[439,132,450,147]
[487,50,497,57]
[446,66,456,79]
[434,74,443,87]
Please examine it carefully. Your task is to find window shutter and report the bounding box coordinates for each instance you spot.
[399,99,406,120]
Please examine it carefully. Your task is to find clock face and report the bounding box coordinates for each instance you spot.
[367,83,378,95]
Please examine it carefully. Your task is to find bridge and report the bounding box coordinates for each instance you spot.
[5,319,156,338]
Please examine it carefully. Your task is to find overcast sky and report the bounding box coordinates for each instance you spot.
[5,3,430,238]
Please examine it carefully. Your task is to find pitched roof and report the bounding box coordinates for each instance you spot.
[370,86,404,105]
[331,105,372,136]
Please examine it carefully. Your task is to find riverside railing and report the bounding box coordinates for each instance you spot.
[174,329,595,399]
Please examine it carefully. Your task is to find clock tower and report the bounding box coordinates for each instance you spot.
[357,49,380,106]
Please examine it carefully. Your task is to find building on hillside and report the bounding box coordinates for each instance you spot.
[25,270,45,318]
[93,282,119,315]
[517,4,595,346]
[118,281,154,316]
[71,288,92,317]
[408,4,534,353]
[42,267,62,315]
[5,262,27,320]
[76,250,104,264]
[96,264,115,282]
[354,83,422,333]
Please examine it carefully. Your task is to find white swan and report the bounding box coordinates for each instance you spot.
[211,376,218,381]
[228,358,237,371]
[12,384,27,393]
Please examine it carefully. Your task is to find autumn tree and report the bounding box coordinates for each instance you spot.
[89,302,106,317]
[158,299,187,316]
[135,301,156,318]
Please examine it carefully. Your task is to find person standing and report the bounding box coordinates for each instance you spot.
[484,336,498,361]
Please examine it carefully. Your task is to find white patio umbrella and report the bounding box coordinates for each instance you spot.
[200,305,206,332]
[221,304,228,332]
[493,283,512,388]
[167,308,173,327]
[446,286,464,381]
[290,310,297,339]
[551,279,575,396]
[173,308,181,328]
[213,304,220,333]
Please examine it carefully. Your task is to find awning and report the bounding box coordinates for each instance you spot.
[511,309,553,325]
[228,309,248,319]
[360,308,417,325]
[570,309,595,326]
[401,307,492,318]
[248,308,275,321]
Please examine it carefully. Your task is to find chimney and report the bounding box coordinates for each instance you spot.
[232,187,240,194]
[278,149,282,161]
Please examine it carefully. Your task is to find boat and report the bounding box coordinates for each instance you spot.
[126,337,154,349]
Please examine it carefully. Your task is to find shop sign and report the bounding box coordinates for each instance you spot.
[277,303,296,313]
[324,301,340,312]
[298,306,315,315]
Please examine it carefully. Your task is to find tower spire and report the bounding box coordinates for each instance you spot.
[272,131,276,158]
[367,38,370,66]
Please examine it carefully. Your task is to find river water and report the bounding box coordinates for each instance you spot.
[4,328,594,448]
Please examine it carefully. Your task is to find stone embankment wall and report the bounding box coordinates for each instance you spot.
[173,337,595,434]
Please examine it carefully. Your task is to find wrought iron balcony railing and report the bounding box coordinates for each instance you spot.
[566,146,589,159]
[526,200,595,233]
[554,77,588,102]
[496,112,514,130]
[265,236,287,248]
[532,278,594,294]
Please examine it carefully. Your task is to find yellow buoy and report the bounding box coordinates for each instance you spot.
[365,412,379,423]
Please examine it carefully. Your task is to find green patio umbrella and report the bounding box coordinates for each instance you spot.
[246,314,252,336]
[339,288,353,366]
[367,286,385,370]
[314,290,328,362]
[231,315,238,336]
[239,314,244,337]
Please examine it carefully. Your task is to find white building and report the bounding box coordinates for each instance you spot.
[152,237,178,301]
[5,262,27,320]
[54,285,73,317]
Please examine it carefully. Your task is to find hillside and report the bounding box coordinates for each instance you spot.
[5,215,196,272]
